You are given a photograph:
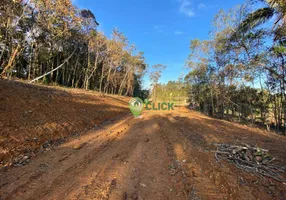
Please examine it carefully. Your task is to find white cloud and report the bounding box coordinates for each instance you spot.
[178,0,195,17]
[178,1,217,17]
[174,30,184,35]
[197,3,206,9]
[198,3,218,10]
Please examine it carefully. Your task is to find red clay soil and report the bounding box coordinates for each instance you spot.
[0,80,286,200]
[0,79,130,167]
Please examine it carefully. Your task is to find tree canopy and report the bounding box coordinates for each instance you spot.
[0,0,147,96]
[185,2,285,134]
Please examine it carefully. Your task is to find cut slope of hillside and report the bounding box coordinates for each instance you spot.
[0,80,130,167]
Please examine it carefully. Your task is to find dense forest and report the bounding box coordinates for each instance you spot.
[184,0,285,133]
[0,0,147,96]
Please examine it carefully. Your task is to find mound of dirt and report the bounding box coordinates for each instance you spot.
[0,80,130,167]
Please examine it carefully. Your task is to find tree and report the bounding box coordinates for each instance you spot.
[237,0,285,38]
[149,64,166,102]
[185,3,285,133]
[0,0,147,97]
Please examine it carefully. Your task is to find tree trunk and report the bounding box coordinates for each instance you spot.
[30,48,76,83]
[1,43,21,77]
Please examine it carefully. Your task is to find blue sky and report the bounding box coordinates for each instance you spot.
[73,0,246,89]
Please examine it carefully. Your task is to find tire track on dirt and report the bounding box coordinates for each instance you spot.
[65,122,147,199]
[0,116,133,200]
[1,108,285,200]
[70,114,178,200]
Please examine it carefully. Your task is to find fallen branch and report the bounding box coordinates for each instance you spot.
[214,143,286,183]
[29,48,77,83]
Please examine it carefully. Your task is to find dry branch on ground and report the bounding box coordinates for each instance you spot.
[214,143,286,183]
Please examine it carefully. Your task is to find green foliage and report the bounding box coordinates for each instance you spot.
[185,1,286,133]
[0,0,147,96]
[238,7,275,33]
[153,81,188,106]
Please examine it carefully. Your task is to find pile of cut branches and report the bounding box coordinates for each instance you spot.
[214,143,286,182]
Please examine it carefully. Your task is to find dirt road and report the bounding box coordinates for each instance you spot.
[0,108,286,200]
